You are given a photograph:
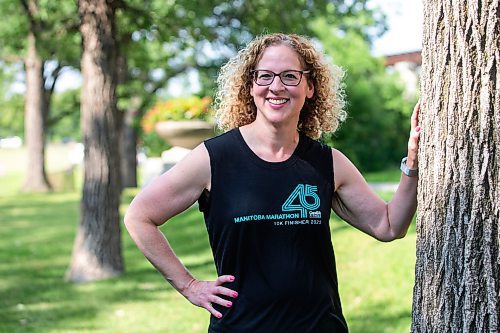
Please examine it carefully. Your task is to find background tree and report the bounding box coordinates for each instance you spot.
[0,0,390,282]
[0,0,79,192]
[1,0,386,189]
[20,0,50,192]
[66,0,123,282]
[46,88,81,142]
[0,63,24,138]
[313,21,416,171]
[412,1,499,332]
[118,0,387,187]
[114,0,218,187]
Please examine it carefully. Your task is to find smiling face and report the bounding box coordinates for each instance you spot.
[250,44,314,127]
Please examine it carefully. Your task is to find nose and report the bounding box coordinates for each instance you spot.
[269,74,286,92]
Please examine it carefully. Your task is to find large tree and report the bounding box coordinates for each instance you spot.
[66,0,123,282]
[412,1,499,332]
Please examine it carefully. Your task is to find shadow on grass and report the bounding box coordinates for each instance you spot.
[1,189,414,332]
[0,191,214,333]
[347,301,412,333]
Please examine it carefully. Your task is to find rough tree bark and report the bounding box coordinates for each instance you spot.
[116,49,138,189]
[121,106,138,188]
[66,0,123,282]
[21,0,51,192]
[412,1,499,332]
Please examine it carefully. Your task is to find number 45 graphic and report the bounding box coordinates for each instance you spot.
[282,184,320,218]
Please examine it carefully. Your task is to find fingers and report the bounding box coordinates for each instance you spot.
[406,101,421,167]
[205,303,223,319]
[411,100,420,130]
[216,285,239,298]
[410,101,421,146]
[209,294,234,308]
[211,274,238,306]
[214,275,238,297]
[186,276,238,319]
[408,126,421,155]
[215,274,235,285]
[204,294,233,319]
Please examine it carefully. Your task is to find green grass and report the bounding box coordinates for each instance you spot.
[364,168,402,183]
[0,190,416,333]
[0,147,415,332]
[0,190,213,333]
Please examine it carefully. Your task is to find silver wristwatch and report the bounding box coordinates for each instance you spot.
[400,157,418,177]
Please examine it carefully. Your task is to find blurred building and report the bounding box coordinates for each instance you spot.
[384,50,422,98]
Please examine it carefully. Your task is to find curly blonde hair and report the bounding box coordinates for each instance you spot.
[213,33,346,139]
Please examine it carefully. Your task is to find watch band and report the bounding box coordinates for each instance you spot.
[400,157,418,177]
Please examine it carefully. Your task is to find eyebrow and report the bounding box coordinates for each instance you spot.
[253,69,305,72]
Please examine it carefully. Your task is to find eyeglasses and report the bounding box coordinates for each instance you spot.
[251,69,311,86]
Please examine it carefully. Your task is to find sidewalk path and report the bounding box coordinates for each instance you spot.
[369,182,399,192]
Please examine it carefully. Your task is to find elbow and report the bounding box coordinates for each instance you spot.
[123,209,150,245]
[374,209,410,242]
[124,205,161,234]
[374,234,396,242]
[397,229,408,239]
[123,205,145,234]
[123,209,135,233]
[375,229,407,242]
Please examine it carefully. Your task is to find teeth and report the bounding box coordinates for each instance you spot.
[268,98,288,105]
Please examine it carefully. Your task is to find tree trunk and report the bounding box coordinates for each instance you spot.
[412,1,499,332]
[22,28,51,192]
[121,107,139,188]
[115,39,139,189]
[66,0,123,282]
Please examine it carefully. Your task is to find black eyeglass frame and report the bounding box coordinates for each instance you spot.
[250,69,311,86]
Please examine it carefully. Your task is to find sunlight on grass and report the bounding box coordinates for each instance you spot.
[0,172,23,196]
[331,216,415,333]
[0,171,415,332]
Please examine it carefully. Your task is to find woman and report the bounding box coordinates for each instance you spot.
[124,33,420,333]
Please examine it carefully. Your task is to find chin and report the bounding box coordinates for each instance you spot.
[265,113,297,127]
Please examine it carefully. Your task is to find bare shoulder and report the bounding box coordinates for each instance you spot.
[169,143,211,186]
[331,148,365,191]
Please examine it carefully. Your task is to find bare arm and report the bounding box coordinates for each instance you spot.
[332,102,421,242]
[124,143,237,318]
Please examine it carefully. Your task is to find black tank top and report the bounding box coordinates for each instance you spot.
[199,128,348,333]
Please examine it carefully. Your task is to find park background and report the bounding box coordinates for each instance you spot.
[1,0,422,332]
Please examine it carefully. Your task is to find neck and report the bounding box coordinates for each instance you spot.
[240,121,299,162]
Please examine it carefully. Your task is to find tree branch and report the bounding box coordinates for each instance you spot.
[45,63,64,96]
[20,0,42,34]
[0,54,24,62]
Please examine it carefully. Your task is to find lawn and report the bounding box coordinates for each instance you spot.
[0,147,415,333]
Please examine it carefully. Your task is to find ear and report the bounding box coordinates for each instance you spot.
[306,81,314,99]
